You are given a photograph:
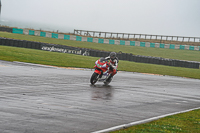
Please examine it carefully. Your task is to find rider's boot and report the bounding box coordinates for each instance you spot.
[105,69,116,84]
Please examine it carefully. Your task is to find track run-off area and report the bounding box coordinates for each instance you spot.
[0,60,200,133]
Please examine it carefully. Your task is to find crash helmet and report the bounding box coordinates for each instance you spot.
[110,52,116,61]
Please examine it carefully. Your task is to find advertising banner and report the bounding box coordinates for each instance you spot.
[41,43,90,56]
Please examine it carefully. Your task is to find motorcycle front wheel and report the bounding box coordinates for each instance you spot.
[90,72,99,85]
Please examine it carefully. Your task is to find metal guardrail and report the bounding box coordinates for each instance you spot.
[74,29,200,43]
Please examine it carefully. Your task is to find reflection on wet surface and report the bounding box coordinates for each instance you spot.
[90,84,114,100]
[1,60,200,133]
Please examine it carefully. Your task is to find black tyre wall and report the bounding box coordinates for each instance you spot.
[0,37,199,69]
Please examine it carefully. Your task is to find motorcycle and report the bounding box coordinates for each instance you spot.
[90,57,113,85]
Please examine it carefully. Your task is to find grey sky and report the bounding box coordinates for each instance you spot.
[1,0,200,37]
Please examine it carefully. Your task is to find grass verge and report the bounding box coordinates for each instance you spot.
[0,45,200,79]
[110,109,200,133]
[0,31,200,62]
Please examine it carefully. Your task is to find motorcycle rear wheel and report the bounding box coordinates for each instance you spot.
[90,72,99,85]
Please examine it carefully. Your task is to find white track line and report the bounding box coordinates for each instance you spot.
[92,107,200,133]
[13,61,56,68]
[13,61,93,71]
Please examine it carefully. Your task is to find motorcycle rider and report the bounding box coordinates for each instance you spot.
[105,52,119,82]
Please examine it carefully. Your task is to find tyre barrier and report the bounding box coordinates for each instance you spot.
[0,27,13,33]
[89,50,199,69]
[0,37,199,69]
[40,43,90,55]
[0,38,42,50]
[0,37,42,50]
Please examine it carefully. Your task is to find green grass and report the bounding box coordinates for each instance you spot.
[0,45,97,68]
[0,31,200,62]
[110,109,200,133]
[0,45,200,79]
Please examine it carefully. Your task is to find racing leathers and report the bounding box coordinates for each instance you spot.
[105,56,119,77]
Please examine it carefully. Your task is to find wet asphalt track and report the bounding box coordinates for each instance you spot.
[0,60,200,133]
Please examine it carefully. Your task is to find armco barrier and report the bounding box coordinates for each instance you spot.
[13,28,23,34]
[1,27,199,51]
[29,30,35,35]
[0,37,199,69]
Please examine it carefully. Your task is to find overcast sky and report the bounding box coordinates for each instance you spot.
[1,0,200,37]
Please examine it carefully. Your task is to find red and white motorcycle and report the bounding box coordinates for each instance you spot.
[90,57,113,85]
